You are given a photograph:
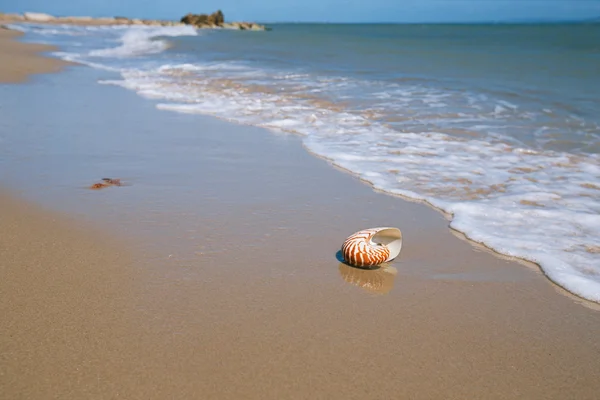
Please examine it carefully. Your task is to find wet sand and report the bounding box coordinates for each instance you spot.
[1,27,600,399]
[0,27,72,83]
[0,191,142,398]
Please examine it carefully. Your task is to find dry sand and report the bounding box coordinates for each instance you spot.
[1,27,600,400]
[0,27,72,83]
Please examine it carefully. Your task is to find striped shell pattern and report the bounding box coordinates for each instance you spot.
[342,228,391,267]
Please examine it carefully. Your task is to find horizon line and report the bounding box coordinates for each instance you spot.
[257,18,597,24]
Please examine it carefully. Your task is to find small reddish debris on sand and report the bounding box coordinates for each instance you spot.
[90,182,110,190]
[102,178,123,186]
[89,178,126,190]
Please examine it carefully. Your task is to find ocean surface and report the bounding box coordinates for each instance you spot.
[8,22,600,302]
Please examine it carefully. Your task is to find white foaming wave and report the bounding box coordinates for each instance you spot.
[158,62,252,72]
[106,64,600,303]
[8,23,198,71]
[89,25,198,58]
[4,24,26,32]
[54,52,124,72]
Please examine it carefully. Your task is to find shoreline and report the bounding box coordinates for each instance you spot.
[312,148,599,305]
[312,147,600,309]
[2,25,600,399]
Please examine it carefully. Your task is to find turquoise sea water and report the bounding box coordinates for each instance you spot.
[8,22,600,302]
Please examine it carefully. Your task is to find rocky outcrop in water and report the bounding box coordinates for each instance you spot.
[0,10,268,30]
[180,10,266,30]
[180,10,224,27]
[222,22,267,31]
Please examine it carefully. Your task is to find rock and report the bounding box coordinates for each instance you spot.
[181,13,208,26]
[96,17,117,23]
[181,10,225,27]
[209,10,225,25]
[113,16,130,24]
[63,16,94,21]
[221,21,266,31]
[24,12,54,22]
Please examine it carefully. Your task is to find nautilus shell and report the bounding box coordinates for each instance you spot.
[341,227,403,268]
[338,263,398,295]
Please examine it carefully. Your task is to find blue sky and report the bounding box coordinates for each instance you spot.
[2,0,600,22]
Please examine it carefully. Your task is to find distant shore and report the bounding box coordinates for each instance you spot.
[0,11,267,30]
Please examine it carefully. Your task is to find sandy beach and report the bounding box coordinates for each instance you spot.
[1,26,600,399]
[0,28,73,83]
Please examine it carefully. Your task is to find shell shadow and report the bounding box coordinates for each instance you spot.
[338,262,398,295]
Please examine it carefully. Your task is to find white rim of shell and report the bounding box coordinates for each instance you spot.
[370,227,403,262]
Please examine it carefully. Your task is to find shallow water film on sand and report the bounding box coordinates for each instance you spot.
[10,22,600,302]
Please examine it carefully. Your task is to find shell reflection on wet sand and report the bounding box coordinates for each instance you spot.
[338,263,398,295]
